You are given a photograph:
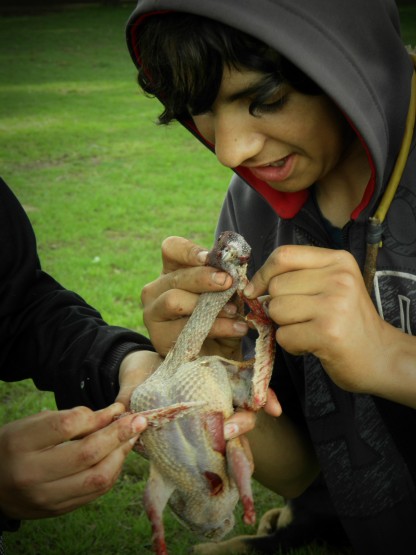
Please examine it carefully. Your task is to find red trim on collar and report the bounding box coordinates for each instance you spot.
[235,167,310,218]
[343,114,376,220]
[350,136,376,221]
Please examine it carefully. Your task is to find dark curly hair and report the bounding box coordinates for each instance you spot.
[135,12,321,124]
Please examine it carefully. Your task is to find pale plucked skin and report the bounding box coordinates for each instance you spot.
[130,232,275,555]
[132,358,240,540]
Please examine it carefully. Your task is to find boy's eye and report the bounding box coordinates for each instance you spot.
[251,94,288,116]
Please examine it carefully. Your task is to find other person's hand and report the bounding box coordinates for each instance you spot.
[0,403,146,520]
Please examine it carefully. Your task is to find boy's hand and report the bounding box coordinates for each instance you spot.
[141,236,249,358]
[244,244,389,395]
[224,388,282,440]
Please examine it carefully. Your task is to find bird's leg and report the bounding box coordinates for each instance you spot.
[143,464,175,555]
[226,436,256,526]
[239,295,276,410]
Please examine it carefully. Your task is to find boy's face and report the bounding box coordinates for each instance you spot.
[191,67,351,193]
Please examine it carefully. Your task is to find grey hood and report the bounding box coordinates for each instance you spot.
[126,0,414,220]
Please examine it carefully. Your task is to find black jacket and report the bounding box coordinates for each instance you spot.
[0,176,152,410]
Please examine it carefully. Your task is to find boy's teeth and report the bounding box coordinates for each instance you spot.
[270,159,285,167]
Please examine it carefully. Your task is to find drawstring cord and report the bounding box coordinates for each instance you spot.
[363,61,416,294]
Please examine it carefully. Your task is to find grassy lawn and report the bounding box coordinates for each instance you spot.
[1,3,415,554]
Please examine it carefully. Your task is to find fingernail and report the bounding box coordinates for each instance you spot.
[108,402,125,417]
[131,415,147,434]
[109,401,123,411]
[224,423,239,440]
[223,303,237,315]
[197,250,208,264]
[243,283,254,298]
[212,272,228,286]
[129,436,139,446]
[233,321,249,335]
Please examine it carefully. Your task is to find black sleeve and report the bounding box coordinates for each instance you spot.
[0,512,20,534]
[0,177,153,410]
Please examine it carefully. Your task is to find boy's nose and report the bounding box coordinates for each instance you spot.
[214,114,264,169]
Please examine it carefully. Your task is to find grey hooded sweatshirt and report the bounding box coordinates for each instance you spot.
[126,1,416,553]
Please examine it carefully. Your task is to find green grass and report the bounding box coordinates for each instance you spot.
[400,4,416,46]
[0,5,231,334]
[0,3,415,554]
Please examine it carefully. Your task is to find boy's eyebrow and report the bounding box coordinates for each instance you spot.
[223,76,284,104]
[225,81,264,103]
